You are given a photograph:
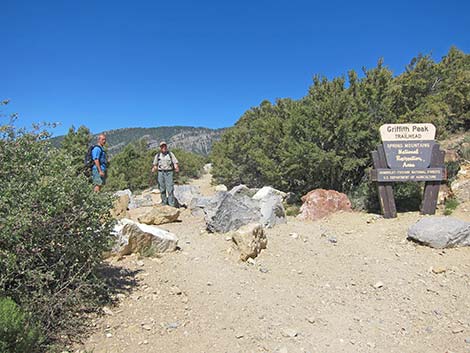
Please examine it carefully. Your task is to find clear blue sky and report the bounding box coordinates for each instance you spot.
[2,0,469,136]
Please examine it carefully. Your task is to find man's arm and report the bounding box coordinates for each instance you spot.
[170,152,179,173]
[151,154,159,173]
[94,159,104,176]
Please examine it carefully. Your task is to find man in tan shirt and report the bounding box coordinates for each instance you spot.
[152,141,179,207]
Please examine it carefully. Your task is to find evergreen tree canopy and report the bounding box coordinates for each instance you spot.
[211,47,470,196]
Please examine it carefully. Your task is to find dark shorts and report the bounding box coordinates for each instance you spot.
[92,169,106,186]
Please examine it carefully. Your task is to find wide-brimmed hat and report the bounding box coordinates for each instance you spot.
[159,141,167,147]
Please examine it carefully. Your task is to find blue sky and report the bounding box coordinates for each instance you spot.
[1,0,469,136]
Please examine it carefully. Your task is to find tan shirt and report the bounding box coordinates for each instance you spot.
[153,151,178,171]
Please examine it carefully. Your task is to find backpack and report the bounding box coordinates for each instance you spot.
[84,145,103,177]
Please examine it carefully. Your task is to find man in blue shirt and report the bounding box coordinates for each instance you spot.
[92,134,107,192]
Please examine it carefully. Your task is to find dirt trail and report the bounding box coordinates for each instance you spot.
[79,175,470,353]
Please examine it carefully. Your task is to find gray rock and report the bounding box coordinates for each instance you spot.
[113,219,178,255]
[131,194,154,209]
[189,196,213,217]
[203,163,212,173]
[229,184,258,198]
[114,189,132,198]
[204,192,261,233]
[327,237,337,244]
[174,185,201,207]
[407,217,470,248]
[214,184,228,192]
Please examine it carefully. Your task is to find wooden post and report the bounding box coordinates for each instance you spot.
[372,145,397,218]
[421,143,445,215]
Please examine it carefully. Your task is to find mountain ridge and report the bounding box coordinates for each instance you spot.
[52,126,228,156]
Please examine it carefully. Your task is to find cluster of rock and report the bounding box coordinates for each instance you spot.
[190,185,287,233]
[109,184,357,261]
[110,189,181,257]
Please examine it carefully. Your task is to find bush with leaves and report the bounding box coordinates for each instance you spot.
[0,297,43,353]
[0,117,114,346]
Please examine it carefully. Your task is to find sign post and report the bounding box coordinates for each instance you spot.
[370,123,446,218]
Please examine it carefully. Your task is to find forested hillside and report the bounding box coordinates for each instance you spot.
[53,126,226,156]
[211,47,470,199]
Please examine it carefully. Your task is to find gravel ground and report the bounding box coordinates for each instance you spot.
[77,178,470,353]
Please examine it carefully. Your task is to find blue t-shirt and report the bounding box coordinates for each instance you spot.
[91,146,107,172]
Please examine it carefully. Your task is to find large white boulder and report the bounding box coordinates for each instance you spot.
[113,219,178,255]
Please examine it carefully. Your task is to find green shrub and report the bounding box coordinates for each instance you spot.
[460,138,470,161]
[285,205,301,217]
[0,297,43,353]
[445,160,461,182]
[348,176,380,212]
[0,122,115,345]
[394,182,423,211]
[444,197,459,215]
[172,148,207,183]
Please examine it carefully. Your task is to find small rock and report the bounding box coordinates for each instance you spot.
[171,286,183,295]
[105,333,113,338]
[465,338,470,344]
[246,258,256,265]
[373,281,384,289]
[281,328,298,338]
[166,322,179,329]
[306,317,315,324]
[235,333,244,339]
[136,260,145,267]
[207,281,213,286]
[327,237,337,244]
[452,327,464,334]
[141,324,152,331]
[102,307,114,316]
[289,232,299,239]
[432,266,447,274]
[259,267,269,273]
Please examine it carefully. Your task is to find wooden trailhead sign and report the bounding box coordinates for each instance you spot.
[370,123,447,218]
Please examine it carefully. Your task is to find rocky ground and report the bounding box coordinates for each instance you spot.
[77,173,470,353]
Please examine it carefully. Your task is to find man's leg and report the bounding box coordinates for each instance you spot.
[166,171,175,207]
[92,169,103,192]
[158,171,168,205]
